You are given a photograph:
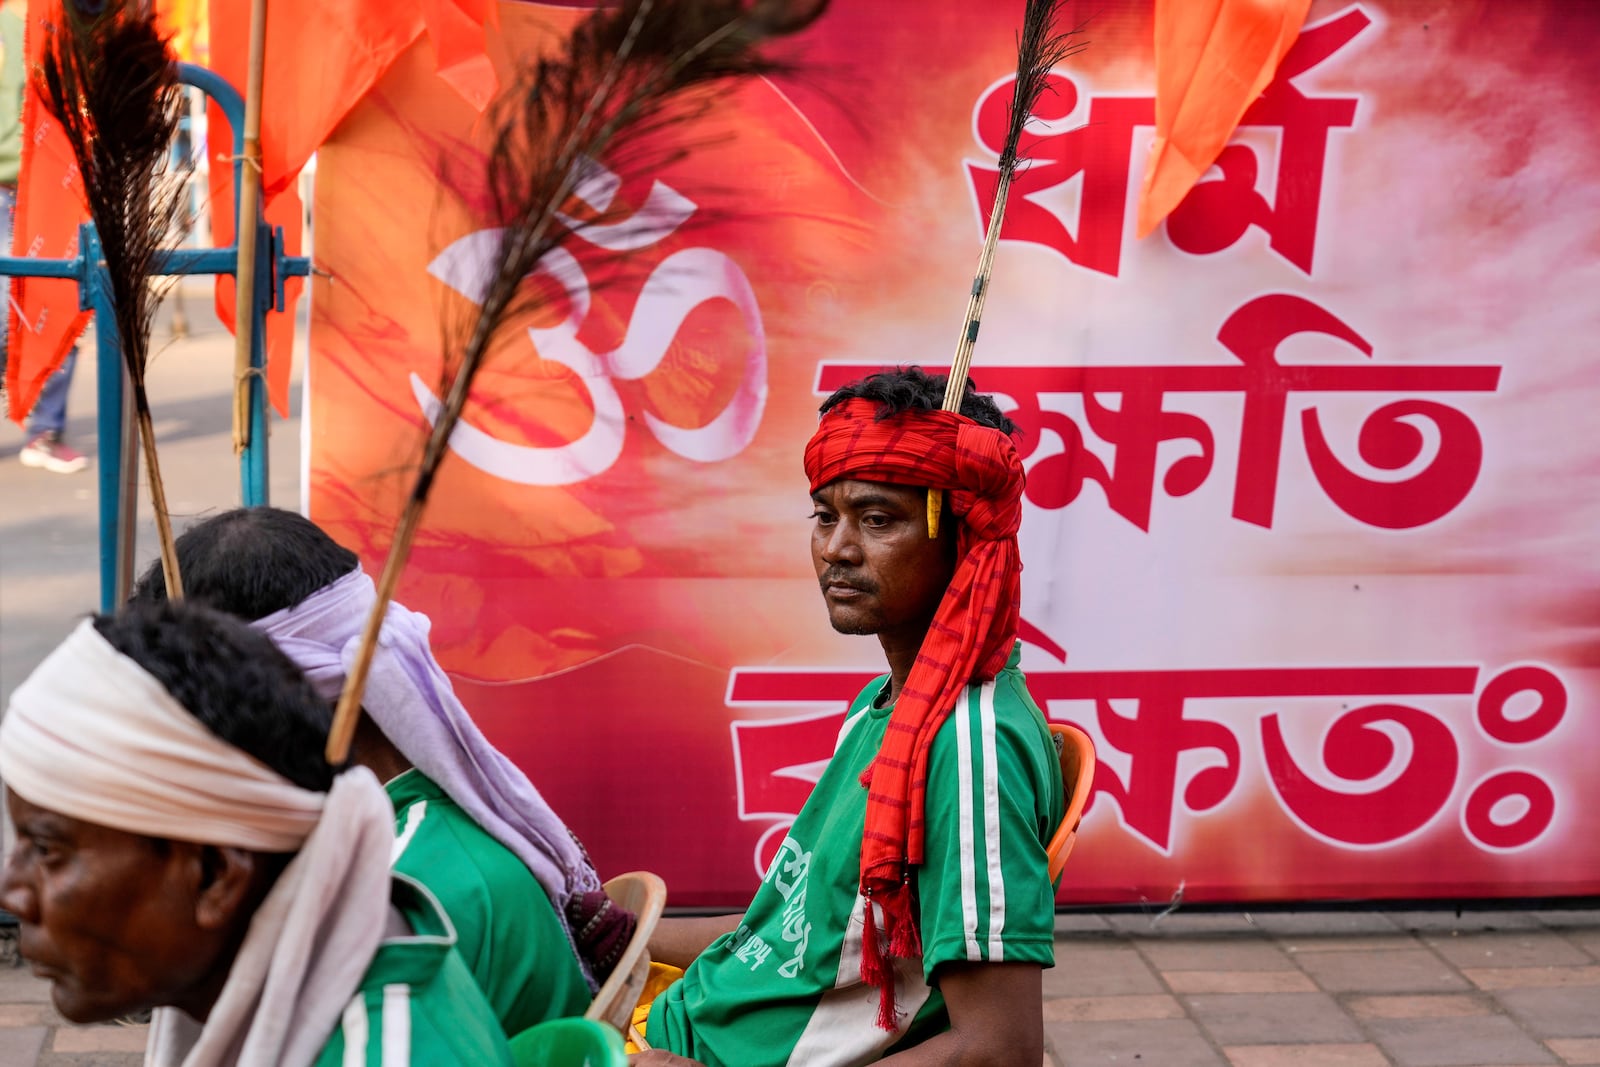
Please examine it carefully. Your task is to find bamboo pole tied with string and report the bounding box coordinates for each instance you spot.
[229,0,266,456]
[929,0,1083,538]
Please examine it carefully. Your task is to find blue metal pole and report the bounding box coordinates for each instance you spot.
[6,63,313,608]
[0,248,247,276]
[0,255,81,277]
[82,226,123,613]
[176,63,244,126]
[179,61,272,507]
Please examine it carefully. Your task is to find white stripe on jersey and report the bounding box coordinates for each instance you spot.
[955,686,980,960]
[786,894,932,1066]
[381,984,412,1065]
[390,800,428,866]
[979,680,1006,961]
[834,702,876,752]
[340,994,368,1067]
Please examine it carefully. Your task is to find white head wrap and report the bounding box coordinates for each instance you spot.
[0,619,395,1067]
[254,566,604,986]
[1,619,323,849]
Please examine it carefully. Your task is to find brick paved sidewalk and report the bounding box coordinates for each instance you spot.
[0,949,146,1067]
[1041,908,1600,1067]
[0,907,1595,1065]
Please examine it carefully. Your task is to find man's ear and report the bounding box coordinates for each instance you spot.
[192,845,264,931]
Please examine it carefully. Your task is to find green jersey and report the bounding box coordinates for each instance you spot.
[650,644,1064,1066]
[385,769,590,1037]
[313,875,513,1066]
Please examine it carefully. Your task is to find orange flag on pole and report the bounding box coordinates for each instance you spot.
[6,0,497,422]
[1136,0,1311,239]
[5,0,91,425]
[202,0,497,415]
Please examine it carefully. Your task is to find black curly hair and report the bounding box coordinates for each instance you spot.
[130,507,360,623]
[92,600,335,792]
[817,366,1019,437]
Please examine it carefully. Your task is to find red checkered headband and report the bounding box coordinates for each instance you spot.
[803,398,1025,1027]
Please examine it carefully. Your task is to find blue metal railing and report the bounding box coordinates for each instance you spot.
[0,62,311,610]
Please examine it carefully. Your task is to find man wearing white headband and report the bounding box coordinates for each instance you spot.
[131,507,614,1037]
[0,602,513,1065]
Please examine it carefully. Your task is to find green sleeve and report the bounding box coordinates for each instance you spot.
[392,801,590,1034]
[914,673,1064,982]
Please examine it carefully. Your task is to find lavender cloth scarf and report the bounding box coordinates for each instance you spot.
[254,567,604,987]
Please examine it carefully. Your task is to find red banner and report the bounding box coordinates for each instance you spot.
[308,1,1600,906]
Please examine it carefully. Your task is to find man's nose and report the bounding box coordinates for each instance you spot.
[821,522,862,565]
[0,855,37,923]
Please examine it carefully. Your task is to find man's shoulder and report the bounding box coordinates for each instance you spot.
[388,779,556,960]
[390,775,535,888]
[313,878,513,1065]
[928,666,1059,792]
[385,767,447,807]
[935,663,1050,732]
[388,783,579,985]
[992,662,1050,722]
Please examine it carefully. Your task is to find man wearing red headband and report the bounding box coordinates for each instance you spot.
[635,367,1064,1066]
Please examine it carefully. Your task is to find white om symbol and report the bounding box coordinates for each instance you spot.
[411,161,768,485]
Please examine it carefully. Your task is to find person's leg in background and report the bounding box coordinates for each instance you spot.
[20,346,86,472]
[1,183,11,395]
[4,186,88,474]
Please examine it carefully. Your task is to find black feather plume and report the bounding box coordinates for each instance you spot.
[941,0,1084,413]
[38,2,190,597]
[996,0,1085,172]
[328,0,830,763]
[452,0,829,423]
[930,0,1083,536]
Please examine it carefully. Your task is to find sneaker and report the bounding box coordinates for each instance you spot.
[19,431,88,474]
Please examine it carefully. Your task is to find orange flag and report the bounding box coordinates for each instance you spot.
[1136,0,1311,239]
[5,0,92,425]
[156,0,208,65]
[422,0,500,112]
[203,0,497,415]
[5,0,496,422]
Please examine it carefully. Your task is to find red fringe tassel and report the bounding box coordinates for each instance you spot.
[860,883,923,1032]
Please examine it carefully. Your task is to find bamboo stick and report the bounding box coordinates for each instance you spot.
[230,0,267,455]
[324,492,426,764]
[928,165,1018,538]
[137,401,184,599]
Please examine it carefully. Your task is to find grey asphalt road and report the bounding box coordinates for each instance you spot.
[0,283,305,706]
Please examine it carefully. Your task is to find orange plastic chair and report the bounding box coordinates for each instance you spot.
[1045,723,1096,883]
[584,871,668,1034]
